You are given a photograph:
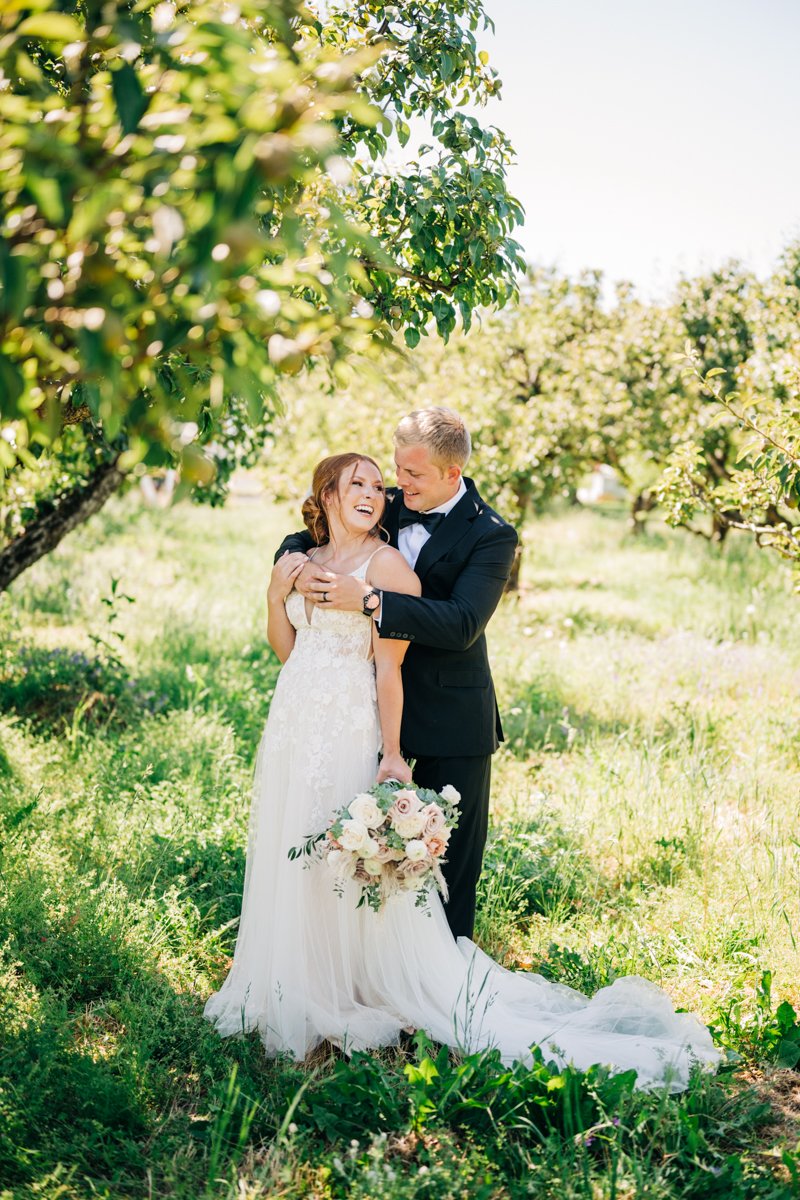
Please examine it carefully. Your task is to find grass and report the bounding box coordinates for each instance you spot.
[1,492,800,1198]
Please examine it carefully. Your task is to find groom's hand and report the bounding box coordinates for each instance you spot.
[296,564,369,611]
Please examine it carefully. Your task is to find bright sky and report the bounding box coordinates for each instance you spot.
[473,0,800,298]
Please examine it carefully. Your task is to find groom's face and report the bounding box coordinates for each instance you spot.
[394,443,462,512]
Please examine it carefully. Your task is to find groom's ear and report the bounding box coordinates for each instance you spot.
[443,464,462,485]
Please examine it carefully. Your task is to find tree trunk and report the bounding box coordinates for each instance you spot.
[711,512,730,543]
[0,459,125,592]
[506,484,529,593]
[506,540,522,592]
[630,490,656,535]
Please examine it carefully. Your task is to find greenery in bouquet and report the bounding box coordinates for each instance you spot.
[290,779,461,913]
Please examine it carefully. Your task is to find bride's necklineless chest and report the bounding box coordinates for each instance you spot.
[301,542,383,627]
[308,544,375,576]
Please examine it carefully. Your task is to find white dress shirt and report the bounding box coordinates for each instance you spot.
[398,477,467,570]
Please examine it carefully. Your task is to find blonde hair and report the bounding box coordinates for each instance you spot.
[393,407,471,470]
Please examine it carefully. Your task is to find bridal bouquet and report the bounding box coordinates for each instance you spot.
[289,780,460,912]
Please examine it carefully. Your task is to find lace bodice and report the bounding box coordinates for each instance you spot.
[283,549,378,662]
[263,547,384,825]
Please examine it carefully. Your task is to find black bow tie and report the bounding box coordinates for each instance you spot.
[398,506,445,534]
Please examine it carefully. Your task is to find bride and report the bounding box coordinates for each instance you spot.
[204,452,720,1090]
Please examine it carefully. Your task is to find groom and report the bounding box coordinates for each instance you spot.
[276,407,517,940]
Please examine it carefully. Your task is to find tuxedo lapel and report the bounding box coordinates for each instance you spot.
[412,480,481,580]
[382,488,403,549]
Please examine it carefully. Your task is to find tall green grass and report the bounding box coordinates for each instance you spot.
[1,494,799,1198]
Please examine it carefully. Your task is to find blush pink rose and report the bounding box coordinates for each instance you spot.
[388,789,422,821]
[397,857,430,879]
[419,803,446,837]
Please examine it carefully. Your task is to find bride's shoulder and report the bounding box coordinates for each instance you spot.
[367,545,421,595]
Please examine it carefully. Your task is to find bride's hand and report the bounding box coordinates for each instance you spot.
[267,552,308,602]
[376,752,412,784]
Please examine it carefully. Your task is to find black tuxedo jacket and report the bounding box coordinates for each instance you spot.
[276,478,517,758]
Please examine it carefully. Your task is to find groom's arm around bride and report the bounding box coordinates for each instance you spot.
[275,408,517,940]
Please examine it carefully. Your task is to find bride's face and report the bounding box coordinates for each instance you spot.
[327,460,385,536]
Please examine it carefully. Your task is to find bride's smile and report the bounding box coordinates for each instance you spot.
[326,463,385,538]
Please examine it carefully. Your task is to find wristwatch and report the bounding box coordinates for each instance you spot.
[362,588,381,616]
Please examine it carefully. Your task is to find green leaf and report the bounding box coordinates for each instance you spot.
[777,1039,800,1069]
[24,173,63,223]
[68,184,117,242]
[17,12,84,41]
[0,359,24,411]
[0,248,28,321]
[347,95,381,127]
[776,1000,798,1033]
[404,326,421,349]
[2,0,50,12]
[111,63,149,135]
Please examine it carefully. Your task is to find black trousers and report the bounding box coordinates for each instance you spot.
[408,753,492,941]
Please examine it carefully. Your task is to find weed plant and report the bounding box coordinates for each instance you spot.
[1,497,799,1197]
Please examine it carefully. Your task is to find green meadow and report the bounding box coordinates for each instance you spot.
[1,491,799,1199]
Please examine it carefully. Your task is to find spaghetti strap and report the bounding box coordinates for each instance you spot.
[352,543,392,581]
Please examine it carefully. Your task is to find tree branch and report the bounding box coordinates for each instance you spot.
[359,255,460,296]
[0,458,125,593]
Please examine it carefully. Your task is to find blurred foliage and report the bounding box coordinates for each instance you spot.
[0,0,386,472]
[0,0,523,582]
[265,245,800,574]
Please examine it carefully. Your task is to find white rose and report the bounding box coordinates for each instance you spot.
[340,819,370,852]
[361,835,380,860]
[362,857,383,876]
[393,813,426,839]
[405,839,429,863]
[348,794,383,827]
[440,784,461,805]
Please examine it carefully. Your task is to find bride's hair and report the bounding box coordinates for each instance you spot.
[302,453,385,545]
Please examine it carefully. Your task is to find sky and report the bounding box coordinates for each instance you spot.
[466,0,800,299]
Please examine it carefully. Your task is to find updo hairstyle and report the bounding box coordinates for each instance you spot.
[301,453,384,545]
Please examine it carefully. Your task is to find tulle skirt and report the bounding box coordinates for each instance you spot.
[204,651,720,1091]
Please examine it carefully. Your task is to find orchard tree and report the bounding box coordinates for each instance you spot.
[658,244,800,565]
[0,0,524,590]
[262,268,620,588]
[263,249,800,586]
[319,0,524,342]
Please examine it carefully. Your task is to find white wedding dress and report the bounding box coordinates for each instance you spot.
[204,556,720,1091]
